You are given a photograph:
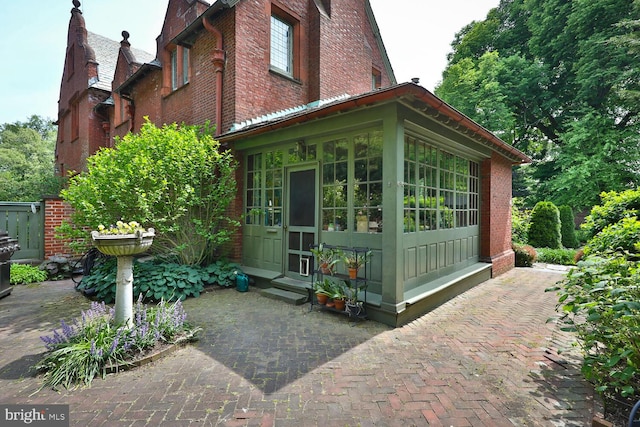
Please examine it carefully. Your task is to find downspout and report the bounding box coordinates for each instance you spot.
[202,17,225,137]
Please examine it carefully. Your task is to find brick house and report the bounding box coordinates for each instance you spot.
[56,0,529,326]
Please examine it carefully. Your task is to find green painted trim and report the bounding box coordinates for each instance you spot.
[400,105,493,159]
[231,105,390,151]
[380,103,404,306]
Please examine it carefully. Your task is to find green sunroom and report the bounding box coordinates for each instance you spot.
[219,83,529,327]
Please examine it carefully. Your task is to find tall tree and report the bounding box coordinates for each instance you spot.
[0,115,61,201]
[436,0,640,210]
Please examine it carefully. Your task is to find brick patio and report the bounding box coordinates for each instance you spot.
[0,266,597,426]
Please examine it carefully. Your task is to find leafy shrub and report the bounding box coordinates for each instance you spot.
[584,217,640,257]
[511,199,531,244]
[77,258,241,303]
[574,228,591,246]
[536,248,578,265]
[512,243,537,267]
[201,260,243,288]
[549,255,640,399]
[558,205,579,248]
[528,201,562,249]
[59,120,240,265]
[10,263,48,284]
[582,189,640,238]
[35,299,199,389]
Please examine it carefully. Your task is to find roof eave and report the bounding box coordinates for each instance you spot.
[115,61,162,97]
[219,83,530,164]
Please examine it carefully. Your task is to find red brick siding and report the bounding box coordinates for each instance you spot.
[480,153,514,276]
[130,71,163,132]
[316,0,375,99]
[43,197,77,258]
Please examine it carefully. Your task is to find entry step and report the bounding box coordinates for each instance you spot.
[259,288,308,305]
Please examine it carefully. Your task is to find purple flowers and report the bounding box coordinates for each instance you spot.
[36,298,198,389]
[40,298,194,361]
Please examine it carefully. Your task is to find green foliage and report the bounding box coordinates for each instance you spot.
[436,0,640,209]
[584,217,640,257]
[549,187,640,402]
[9,263,48,284]
[550,255,640,399]
[536,248,578,265]
[528,201,562,249]
[35,299,198,389]
[0,115,64,201]
[512,243,537,267]
[313,278,335,297]
[60,120,239,265]
[201,260,242,288]
[77,258,240,304]
[582,189,640,238]
[310,244,341,274]
[511,198,530,244]
[558,205,579,248]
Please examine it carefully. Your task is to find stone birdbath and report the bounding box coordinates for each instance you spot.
[91,221,155,328]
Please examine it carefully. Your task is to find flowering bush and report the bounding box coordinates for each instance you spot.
[96,221,146,235]
[35,298,199,389]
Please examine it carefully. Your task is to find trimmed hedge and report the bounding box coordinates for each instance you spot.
[528,201,562,249]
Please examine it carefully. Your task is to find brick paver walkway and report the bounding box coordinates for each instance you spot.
[0,266,596,426]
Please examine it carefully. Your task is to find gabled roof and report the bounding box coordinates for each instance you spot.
[87,32,155,91]
[219,83,530,164]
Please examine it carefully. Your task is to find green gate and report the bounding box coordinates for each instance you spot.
[0,202,44,261]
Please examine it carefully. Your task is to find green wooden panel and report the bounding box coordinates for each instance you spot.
[0,202,43,260]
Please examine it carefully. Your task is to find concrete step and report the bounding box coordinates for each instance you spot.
[259,287,308,305]
[270,276,311,294]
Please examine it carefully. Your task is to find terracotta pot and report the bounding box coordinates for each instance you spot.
[316,293,328,305]
[333,299,346,311]
[348,268,358,279]
[320,263,333,275]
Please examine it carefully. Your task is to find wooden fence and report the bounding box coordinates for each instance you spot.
[0,202,44,261]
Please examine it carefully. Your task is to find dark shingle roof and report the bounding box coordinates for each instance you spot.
[87,31,155,91]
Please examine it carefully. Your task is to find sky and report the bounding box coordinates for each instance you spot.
[0,0,499,125]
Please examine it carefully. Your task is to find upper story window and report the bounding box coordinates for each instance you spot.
[270,14,293,75]
[169,46,190,92]
[171,50,178,90]
[182,48,190,85]
[372,68,382,90]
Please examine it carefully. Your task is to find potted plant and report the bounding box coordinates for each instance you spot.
[310,244,341,275]
[342,250,372,279]
[329,280,347,311]
[312,278,333,305]
[344,282,365,317]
